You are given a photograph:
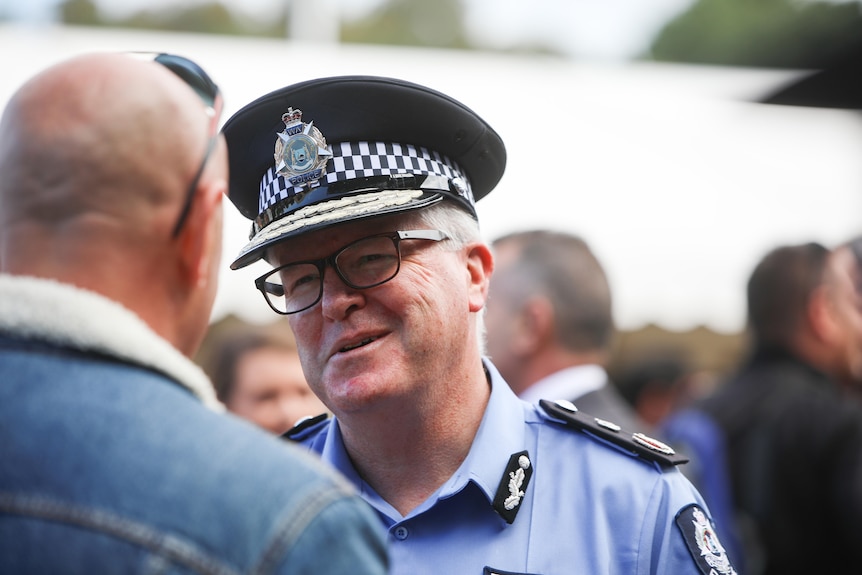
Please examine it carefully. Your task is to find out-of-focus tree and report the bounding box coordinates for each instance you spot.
[342,0,470,49]
[119,3,255,36]
[52,0,559,55]
[649,0,862,68]
[58,0,286,38]
[60,0,102,26]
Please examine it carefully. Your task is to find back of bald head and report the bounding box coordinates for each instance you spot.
[0,53,211,251]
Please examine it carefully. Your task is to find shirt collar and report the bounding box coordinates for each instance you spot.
[317,420,409,521]
[315,359,531,519]
[519,364,607,404]
[439,359,529,503]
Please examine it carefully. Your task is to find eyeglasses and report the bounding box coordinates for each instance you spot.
[128,52,223,237]
[255,230,449,315]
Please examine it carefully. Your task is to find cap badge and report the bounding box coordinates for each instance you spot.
[274,107,333,188]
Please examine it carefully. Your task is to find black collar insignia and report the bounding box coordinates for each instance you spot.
[492,450,533,524]
[281,412,329,441]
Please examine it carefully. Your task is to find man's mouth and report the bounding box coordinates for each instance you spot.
[339,337,378,353]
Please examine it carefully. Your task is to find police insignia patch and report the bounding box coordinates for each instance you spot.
[676,504,737,575]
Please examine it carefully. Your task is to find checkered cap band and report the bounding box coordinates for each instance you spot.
[258,141,470,215]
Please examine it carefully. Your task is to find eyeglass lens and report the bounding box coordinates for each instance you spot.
[262,235,402,314]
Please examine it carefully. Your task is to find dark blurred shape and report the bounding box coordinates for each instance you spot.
[760,40,862,109]
[698,242,862,574]
[615,352,744,572]
[616,353,693,428]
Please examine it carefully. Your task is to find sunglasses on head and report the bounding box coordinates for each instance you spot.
[127,52,223,237]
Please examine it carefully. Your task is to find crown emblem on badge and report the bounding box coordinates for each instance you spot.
[274,107,332,188]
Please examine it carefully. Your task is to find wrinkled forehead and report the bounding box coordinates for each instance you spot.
[264,211,420,265]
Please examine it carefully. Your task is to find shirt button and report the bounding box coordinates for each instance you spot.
[393,526,409,540]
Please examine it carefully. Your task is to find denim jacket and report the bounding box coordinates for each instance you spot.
[0,275,389,574]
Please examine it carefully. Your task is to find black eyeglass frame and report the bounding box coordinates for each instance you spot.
[127,52,223,238]
[255,229,449,315]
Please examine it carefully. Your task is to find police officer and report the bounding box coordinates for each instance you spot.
[221,76,736,575]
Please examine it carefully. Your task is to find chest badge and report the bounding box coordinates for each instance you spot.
[492,450,533,524]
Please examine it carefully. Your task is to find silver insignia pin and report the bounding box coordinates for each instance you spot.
[632,432,676,455]
[493,450,533,524]
[595,418,621,432]
[554,399,578,413]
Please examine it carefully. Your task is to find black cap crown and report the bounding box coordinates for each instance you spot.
[222,75,506,269]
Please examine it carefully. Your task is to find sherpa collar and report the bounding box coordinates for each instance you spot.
[0,274,222,411]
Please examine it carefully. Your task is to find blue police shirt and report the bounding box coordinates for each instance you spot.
[291,361,736,575]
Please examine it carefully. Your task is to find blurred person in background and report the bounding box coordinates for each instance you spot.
[826,234,862,399]
[485,229,649,433]
[484,230,740,568]
[0,53,388,574]
[699,242,862,574]
[202,323,328,434]
[617,354,742,571]
[616,353,697,430]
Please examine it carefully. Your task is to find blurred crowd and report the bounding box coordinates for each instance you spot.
[599,234,862,574]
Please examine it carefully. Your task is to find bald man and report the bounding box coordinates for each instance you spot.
[0,54,388,573]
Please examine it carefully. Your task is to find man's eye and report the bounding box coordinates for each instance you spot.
[357,253,392,265]
[288,272,320,292]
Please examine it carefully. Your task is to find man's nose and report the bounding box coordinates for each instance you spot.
[319,263,365,318]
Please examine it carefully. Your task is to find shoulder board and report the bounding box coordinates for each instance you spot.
[539,399,688,467]
[281,412,330,442]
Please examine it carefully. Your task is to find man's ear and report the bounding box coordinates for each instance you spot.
[517,296,554,355]
[807,285,839,344]
[467,242,494,313]
[176,177,225,289]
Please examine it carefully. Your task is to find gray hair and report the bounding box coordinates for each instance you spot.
[403,201,487,354]
[491,230,614,352]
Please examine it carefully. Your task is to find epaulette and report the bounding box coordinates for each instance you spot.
[281,412,330,442]
[539,399,689,467]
